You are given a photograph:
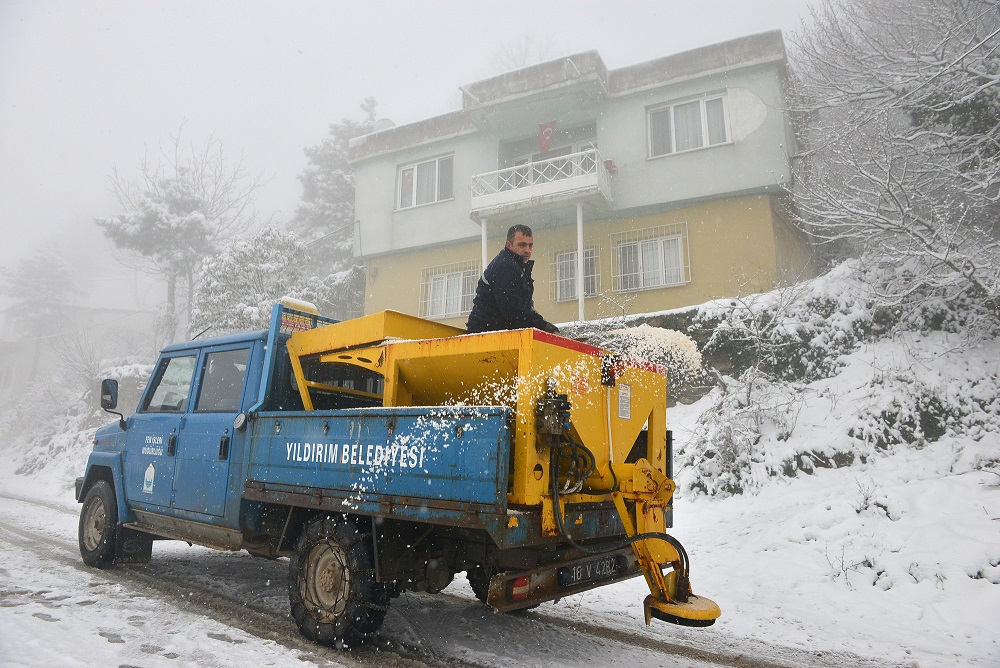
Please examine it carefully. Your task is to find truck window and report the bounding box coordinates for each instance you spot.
[142,355,197,413]
[195,348,250,413]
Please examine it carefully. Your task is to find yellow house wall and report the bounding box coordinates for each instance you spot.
[363,194,793,328]
[769,196,816,283]
[363,243,482,329]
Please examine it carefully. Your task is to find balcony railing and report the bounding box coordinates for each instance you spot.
[470,148,613,217]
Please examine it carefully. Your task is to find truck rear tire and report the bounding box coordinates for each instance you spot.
[79,480,118,568]
[289,515,391,648]
[467,565,493,604]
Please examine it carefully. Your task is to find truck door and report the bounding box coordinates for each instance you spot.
[124,353,197,509]
[170,345,251,517]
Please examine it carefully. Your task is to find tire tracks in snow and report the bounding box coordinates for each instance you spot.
[0,491,902,668]
[0,494,460,668]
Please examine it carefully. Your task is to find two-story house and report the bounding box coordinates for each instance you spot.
[349,30,812,329]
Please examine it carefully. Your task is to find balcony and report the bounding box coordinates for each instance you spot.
[470,148,613,221]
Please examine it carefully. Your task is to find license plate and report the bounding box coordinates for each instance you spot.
[557,554,626,587]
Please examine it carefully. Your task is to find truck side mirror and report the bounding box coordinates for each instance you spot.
[100,379,127,431]
[101,379,119,410]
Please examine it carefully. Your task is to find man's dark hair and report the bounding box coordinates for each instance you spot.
[507,224,533,242]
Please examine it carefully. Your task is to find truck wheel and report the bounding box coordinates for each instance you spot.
[466,565,493,604]
[289,515,391,648]
[79,480,118,568]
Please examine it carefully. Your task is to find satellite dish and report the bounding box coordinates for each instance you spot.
[373,118,396,132]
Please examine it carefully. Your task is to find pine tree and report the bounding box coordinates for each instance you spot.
[191,227,310,334]
[290,99,378,320]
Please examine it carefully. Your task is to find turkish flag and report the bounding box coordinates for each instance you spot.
[538,121,557,153]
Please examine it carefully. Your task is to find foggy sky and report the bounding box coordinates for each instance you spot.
[0,0,814,307]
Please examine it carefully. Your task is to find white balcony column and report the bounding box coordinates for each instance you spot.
[480,218,489,272]
[576,203,585,322]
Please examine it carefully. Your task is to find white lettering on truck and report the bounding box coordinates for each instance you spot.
[142,435,164,456]
[284,441,426,470]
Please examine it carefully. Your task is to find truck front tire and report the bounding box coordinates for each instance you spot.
[289,515,391,648]
[79,480,118,568]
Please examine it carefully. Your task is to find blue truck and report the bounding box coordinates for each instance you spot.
[77,299,719,647]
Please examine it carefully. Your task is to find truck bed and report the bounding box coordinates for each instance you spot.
[243,406,627,549]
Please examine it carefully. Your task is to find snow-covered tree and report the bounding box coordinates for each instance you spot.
[789,0,1000,323]
[191,226,363,333]
[290,99,377,320]
[190,227,310,334]
[292,98,376,242]
[0,249,81,331]
[96,127,261,339]
[0,249,83,379]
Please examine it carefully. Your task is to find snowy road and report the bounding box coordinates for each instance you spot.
[0,491,897,668]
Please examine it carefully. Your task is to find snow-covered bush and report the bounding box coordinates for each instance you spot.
[850,364,1000,450]
[696,259,1000,385]
[598,324,702,388]
[678,368,804,496]
[696,264,867,383]
[680,260,1000,497]
[0,360,151,485]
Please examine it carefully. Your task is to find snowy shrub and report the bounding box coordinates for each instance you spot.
[0,360,151,483]
[849,366,1000,450]
[696,280,861,383]
[696,260,999,385]
[670,259,1000,497]
[678,368,804,496]
[598,324,702,388]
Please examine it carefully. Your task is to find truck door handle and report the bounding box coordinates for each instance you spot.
[219,436,230,461]
[167,434,176,456]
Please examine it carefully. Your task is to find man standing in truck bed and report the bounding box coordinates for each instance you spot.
[466,224,560,334]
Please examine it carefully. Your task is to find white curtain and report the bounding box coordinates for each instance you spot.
[672,100,703,152]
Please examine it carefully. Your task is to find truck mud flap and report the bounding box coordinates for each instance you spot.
[114,527,153,565]
[485,544,643,612]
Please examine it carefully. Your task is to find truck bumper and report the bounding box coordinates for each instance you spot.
[485,544,643,612]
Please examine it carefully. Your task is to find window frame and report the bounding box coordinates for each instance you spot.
[140,354,197,413]
[194,347,251,414]
[647,93,730,158]
[551,244,600,302]
[397,154,455,210]
[419,260,480,319]
[611,223,691,293]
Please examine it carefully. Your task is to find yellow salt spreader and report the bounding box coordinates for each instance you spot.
[284,307,721,629]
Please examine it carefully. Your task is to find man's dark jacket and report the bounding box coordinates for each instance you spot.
[466,246,558,333]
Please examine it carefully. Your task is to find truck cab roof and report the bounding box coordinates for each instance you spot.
[160,329,268,354]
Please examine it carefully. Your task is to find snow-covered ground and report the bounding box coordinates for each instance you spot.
[1,273,998,667]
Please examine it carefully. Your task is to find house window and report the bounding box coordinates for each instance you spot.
[419,261,480,318]
[398,155,454,209]
[551,244,599,302]
[648,94,729,157]
[612,223,690,292]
